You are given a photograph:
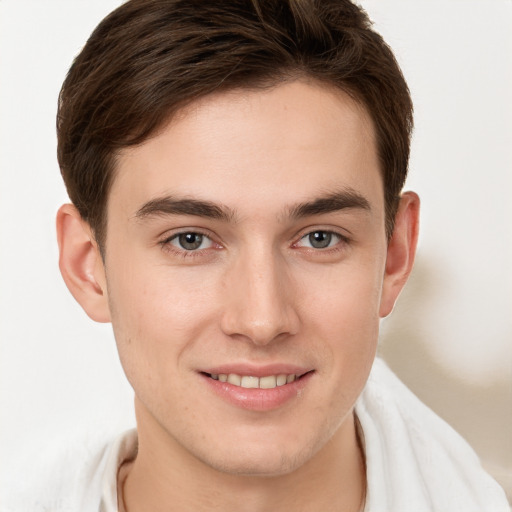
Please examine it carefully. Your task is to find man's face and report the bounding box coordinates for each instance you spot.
[103,80,389,476]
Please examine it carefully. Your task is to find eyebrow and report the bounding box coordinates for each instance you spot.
[135,197,236,222]
[287,188,371,219]
[134,188,371,223]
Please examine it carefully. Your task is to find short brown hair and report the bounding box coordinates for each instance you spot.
[57,0,413,250]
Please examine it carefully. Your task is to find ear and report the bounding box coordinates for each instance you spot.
[379,192,420,317]
[56,204,111,323]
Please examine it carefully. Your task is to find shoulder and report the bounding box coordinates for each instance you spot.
[355,358,509,512]
[3,428,136,512]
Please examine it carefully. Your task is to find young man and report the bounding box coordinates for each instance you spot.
[6,1,508,511]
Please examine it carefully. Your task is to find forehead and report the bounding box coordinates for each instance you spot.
[111,80,383,220]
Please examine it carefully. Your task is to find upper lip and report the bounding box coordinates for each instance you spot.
[200,363,313,378]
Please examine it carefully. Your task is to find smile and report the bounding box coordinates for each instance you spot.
[201,366,314,411]
[209,373,297,389]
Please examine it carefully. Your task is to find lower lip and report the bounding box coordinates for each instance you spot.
[201,372,314,411]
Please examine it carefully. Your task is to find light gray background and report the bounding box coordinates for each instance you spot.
[1,0,511,502]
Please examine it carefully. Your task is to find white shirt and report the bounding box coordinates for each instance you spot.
[5,358,509,511]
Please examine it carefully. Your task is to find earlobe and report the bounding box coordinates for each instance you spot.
[379,192,420,317]
[56,204,111,323]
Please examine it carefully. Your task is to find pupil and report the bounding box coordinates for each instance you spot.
[309,231,331,249]
[179,233,202,250]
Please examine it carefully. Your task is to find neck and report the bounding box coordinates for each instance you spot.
[122,404,366,512]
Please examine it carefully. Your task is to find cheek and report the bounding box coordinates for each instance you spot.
[108,245,216,323]
[299,258,384,334]
[105,255,219,383]
[298,280,379,445]
[297,259,383,388]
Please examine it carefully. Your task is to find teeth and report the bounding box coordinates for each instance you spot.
[259,375,277,389]
[276,374,287,386]
[213,373,298,389]
[227,374,241,386]
[241,376,259,389]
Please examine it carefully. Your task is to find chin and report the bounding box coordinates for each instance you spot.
[194,431,325,478]
[204,451,305,478]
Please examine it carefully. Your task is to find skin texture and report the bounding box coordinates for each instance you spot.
[57,80,419,512]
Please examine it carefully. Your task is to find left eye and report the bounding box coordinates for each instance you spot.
[298,230,342,249]
[169,232,213,251]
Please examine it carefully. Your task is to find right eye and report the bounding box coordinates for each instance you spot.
[167,232,214,251]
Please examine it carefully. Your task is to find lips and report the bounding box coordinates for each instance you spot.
[199,365,314,411]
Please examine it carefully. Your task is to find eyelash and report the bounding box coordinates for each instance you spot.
[159,230,221,259]
[158,228,349,258]
[293,230,349,251]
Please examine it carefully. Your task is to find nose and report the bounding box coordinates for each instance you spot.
[220,249,300,346]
